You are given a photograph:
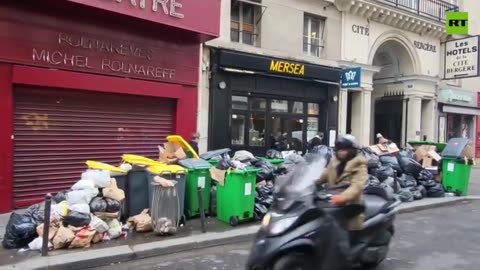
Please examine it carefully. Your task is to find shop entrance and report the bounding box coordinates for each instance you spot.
[230,95,324,156]
[374,99,403,144]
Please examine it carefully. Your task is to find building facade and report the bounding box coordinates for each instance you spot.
[200,0,344,155]
[0,0,220,212]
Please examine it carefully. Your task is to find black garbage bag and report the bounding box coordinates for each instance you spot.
[360,148,381,169]
[53,190,69,203]
[310,145,333,164]
[251,160,276,182]
[105,198,121,213]
[399,148,415,159]
[398,174,417,188]
[281,153,305,172]
[209,186,217,216]
[417,185,427,198]
[419,179,438,188]
[409,187,423,200]
[374,165,394,181]
[417,169,434,181]
[398,188,414,202]
[266,149,283,160]
[398,157,423,177]
[254,203,269,220]
[2,212,38,249]
[427,183,445,198]
[383,177,401,193]
[63,210,91,227]
[365,175,381,187]
[380,155,402,175]
[25,204,44,226]
[216,158,236,170]
[89,197,107,212]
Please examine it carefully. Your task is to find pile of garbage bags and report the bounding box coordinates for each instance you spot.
[362,148,445,202]
[2,169,155,251]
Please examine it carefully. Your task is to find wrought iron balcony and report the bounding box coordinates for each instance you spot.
[378,0,459,21]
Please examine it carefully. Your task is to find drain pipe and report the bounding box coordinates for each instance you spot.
[404,98,410,146]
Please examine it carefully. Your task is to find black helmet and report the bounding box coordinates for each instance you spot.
[335,135,358,150]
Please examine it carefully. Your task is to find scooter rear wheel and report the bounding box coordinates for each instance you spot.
[272,253,315,270]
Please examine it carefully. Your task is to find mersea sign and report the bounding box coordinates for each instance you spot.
[66,0,220,36]
[444,36,479,80]
[269,60,305,76]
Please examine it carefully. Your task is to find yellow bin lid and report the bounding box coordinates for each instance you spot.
[147,164,186,174]
[167,135,199,159]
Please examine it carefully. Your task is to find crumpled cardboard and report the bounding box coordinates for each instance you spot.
[52,225,75,250]
[209,167,226,186]
[103,178,125,202]
[36,218,60,241]
[152,176,177,187]
[69,226,96,249]
[94,211,119,220]
[159,142,187,164]
[369,144,400,156]
[127,209,153,233]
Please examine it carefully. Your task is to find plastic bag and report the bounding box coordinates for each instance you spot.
[52,225,75,250]
[103,178,125,202]
[419,179,438,188]
[71,179,95,190]
[233,150,255,162]
[64,211,92,227]
[107,219,122,239]
[266,149,283,160]
[2,213,37,249]
[416,170,434,181]
[398,157,423,177]
[374,165,394,181]
[68,204,91,214]
[89,197,107,213]
[216,158,236,170]
[409,187,423,200]
[127,209,153,233]
[417,185,427,197]
[94,212,119,220]
[232,160,248,170]
[89,215,109,234]
[383,177,401,192]
[251,160,276,182]
[28,236,53,251]
[360,148,380,169]
[399,148,415,159]
[69,227,96,249]
[105,198,121,213]
[379,155,402,174]
[51,201,69,218]
[281,153,305,172]
[398,188,414,202]
[254,203,269,220]
[427,183,445,198]
[53,190,69,203]
[365,175,381,187]
[398,174,417,188]
[310,145,333,164]
[67,189,98,205]
[81,169,111,188]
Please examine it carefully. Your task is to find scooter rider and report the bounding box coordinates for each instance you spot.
[315,135,367,231]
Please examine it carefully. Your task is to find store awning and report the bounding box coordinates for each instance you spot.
[443,105,480,115]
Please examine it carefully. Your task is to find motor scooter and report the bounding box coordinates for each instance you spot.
[246,156,401,270]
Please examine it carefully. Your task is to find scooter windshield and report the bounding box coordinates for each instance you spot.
[273,154,327,211]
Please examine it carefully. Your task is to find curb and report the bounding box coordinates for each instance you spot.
[1,197,478,270]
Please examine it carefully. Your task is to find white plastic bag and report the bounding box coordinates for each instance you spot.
[28,237,52,251]
[81,169,111,188]
[107,219,122,239]
[67,189,97,205]
[71,179,95,190]
[90,215,109,233]
[68,203,91,214]
[51,201,69,218]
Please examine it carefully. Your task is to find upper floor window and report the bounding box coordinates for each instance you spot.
[231,0,261,46]
[303,14,325,57]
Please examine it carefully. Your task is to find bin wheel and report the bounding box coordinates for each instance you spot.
[455,190,463,196]
[229,216,239,227]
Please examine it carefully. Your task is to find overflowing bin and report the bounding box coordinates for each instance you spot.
[441,138,475,196]
[178,159,212,218]
[147,164,187,223]
[150,180,181,235]
[216,168,259,226]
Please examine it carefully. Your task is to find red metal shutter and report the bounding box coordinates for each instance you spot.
[13,87,174,208]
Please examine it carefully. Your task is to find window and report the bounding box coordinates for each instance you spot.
[231,0,260,46]
[303,14,325,57]
[292,101,304,114]
[231,114,246,145]
[271,99,288,113]
[447,79,461,87]
[250,112,265,146]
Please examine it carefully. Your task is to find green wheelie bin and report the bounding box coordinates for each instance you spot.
[178,159,212,218]
[441,137,475,196]
[216,168,259,226]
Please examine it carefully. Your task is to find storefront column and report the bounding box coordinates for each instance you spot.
[351,89,372,146]
[338,89,348,135]
[407,95,422,141]
[421,99,435,141]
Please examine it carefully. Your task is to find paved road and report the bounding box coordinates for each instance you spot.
[93,200,480,270]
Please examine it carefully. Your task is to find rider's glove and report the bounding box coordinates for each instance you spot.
[330,195,347,206]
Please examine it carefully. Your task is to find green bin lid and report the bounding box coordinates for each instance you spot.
[178,158,211,169]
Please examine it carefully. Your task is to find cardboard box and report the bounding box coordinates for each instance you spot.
[421,150,442,167]
[158,142,187,164]
[415,145,437,162]
[369,144,400,156]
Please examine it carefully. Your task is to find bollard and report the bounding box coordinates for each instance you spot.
[41,193,52,257]
[197,187,207,233]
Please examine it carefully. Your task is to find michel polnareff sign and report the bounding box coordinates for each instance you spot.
[444,36,479,80]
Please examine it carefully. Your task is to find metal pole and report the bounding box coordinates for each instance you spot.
[197,187,207,233]
[41,193,52,257]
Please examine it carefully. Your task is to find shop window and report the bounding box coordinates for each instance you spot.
[232,96,248,110]
[249,112,266,146]
[271,99,288,113]
[250,97,267,111]
[231,114,246,145]
[303,14,325,57]
[308,103,319,115]
[292,101,304,114]
[307,117,319,141]
[231,0,261,46]
[291,117,305,152]
[270,115,289,150]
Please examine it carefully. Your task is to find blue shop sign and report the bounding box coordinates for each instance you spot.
[341,67,361,88]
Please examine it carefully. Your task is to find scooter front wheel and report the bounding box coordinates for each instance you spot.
[272,253,315,270]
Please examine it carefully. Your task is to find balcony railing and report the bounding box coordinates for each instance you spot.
[379,0,459,21]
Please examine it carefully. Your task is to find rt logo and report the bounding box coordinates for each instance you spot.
[446,11,468,35]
